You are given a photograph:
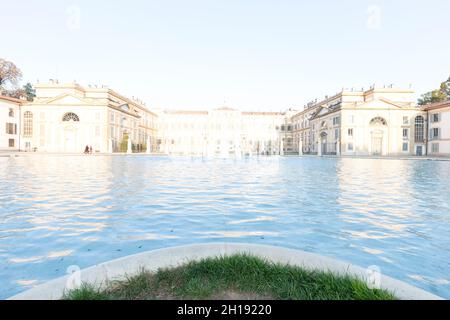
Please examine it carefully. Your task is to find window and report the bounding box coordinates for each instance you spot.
[333,117,340,126]
[5,123,17,134]
[62,112,80,122]
[8,139,15,147]
[348,115,354,124]
[120,104,130,111]
[348,128,353,137]
[402,142,409,152]
[23,111,33,137]
[413,116,424,142]
[431,128,440,140]
[403,116,409,125]
[348,143,354,151]
[431,113,440,123]
[8,108,14,118]
[432,143,439,153]
[335,129,339,139]
[370,117,387,126]
[403,128,409,139]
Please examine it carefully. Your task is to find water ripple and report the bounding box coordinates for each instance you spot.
[0,156,449,298]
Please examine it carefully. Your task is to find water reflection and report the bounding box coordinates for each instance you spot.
[0,156,449,299]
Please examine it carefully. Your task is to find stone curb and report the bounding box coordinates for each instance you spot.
[8,243,443,300]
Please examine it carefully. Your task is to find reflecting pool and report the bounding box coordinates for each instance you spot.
[0,155,450,299]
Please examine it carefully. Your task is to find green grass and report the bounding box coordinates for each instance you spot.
[63,254,396,300]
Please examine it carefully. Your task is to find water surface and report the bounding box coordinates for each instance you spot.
[0,155,449,299]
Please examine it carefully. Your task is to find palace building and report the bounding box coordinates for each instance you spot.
[290,87,427,156]
[155,107,286,156]
[0,95,23,151]
[424,100,450,157]
[1,80,449,158]
[18,80,157,153]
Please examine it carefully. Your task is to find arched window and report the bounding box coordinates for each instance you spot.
[62,112,80,122]
[23,111,33,137]
[415,116,425,142]
[370,117,387,126]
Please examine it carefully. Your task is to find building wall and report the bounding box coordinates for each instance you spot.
[427,103,450,157]
[20,104,108,152]
[20,82,158,153]
[156,108,285,156]
[291,87,426,157]
[338,108,426,156]
[0,97,22,151]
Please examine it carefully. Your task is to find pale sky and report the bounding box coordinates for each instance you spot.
[1,0,450,111]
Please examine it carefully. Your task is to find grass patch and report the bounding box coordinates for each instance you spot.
[63,254,396,300]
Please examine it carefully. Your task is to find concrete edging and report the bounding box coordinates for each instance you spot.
[8,243,443,300]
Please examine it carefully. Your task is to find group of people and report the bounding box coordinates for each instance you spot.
[84,145,93,154]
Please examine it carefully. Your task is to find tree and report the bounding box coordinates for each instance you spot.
[0,58,23,91]
[23,82,36,101]
[418,76,450,105]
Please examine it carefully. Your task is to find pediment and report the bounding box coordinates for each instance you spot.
[310,106,330,119]
[42,93,93,105]
[356,98,411,110]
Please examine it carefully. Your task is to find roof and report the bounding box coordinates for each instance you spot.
[215,106,237,111]
[242,111,282,116]
[165,110,208,115]
[0,95,24,104]
[423,100,450,111]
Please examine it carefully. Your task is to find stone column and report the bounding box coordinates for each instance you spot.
[108,139,113,154]
[336,141,340,156]
[127,137,132,154]
[165,139,169,155]
[146,136,151,154]
[318,137,322,156]
[280,138,284,156]
[235,138,241,158]
[299,139,303,156]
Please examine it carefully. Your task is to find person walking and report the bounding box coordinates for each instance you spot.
[89,146,93,154]
[84,145,89,154]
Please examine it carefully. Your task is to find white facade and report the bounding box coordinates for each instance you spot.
[156,107,284,156]
[2,81,449,158]
[0,95,22,151]
[426,101,450,157]
[291,87,426,156]
[19,81,157,153]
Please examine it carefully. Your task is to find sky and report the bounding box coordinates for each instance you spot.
[1,0,450,111]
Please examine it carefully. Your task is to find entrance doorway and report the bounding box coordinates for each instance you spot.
[371,136,383,155]
[320,132,327,155]
[64,127,77,153]
[369,118,387,156]
[416,146,423,156]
